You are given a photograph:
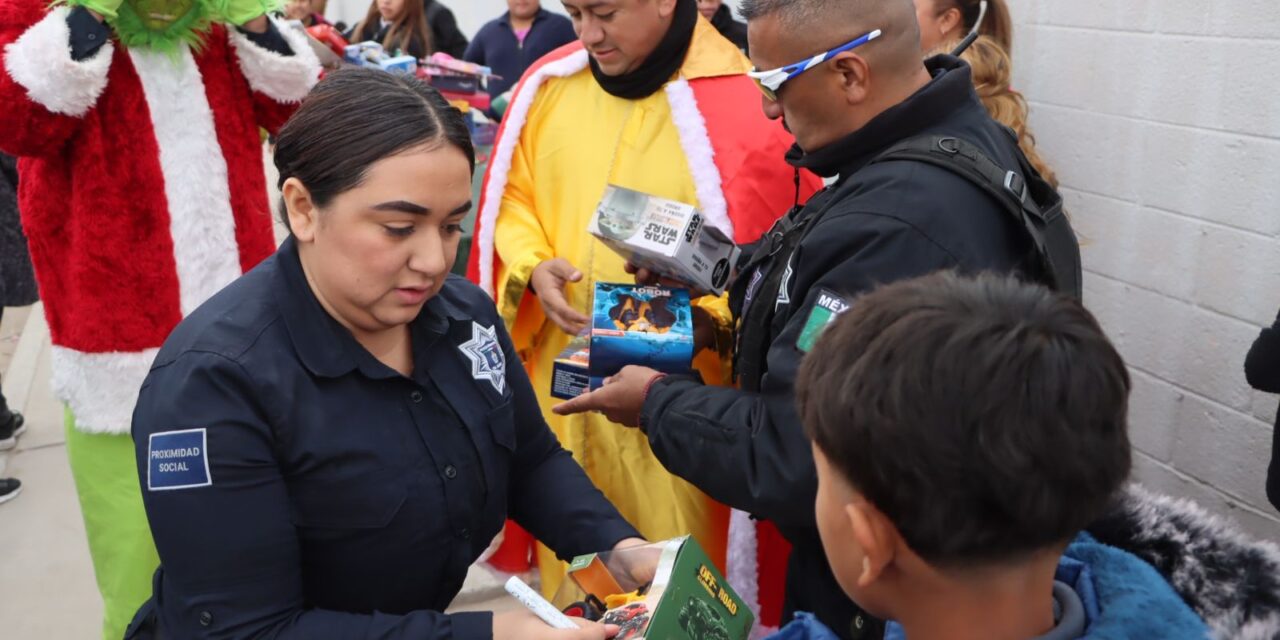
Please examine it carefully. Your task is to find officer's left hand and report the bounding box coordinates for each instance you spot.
[608,538,661,590]
[552,366,664,428]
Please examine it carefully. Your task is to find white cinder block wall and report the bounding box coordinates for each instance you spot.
[1006,0,1280,541]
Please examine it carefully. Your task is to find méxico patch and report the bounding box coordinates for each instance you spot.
[796,289,851,353]
[147,428,211,491]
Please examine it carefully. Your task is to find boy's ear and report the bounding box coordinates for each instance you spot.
[847,500,895,588]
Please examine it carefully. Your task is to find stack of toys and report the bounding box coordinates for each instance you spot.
[342,41,417,74]
[420,53,499,115]
[551,283,694,400]
[557,537,755,640]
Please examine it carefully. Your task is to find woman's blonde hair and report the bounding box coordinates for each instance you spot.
[944,35,1059,188]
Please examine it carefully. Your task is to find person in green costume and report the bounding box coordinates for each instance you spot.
[0,0,320,632]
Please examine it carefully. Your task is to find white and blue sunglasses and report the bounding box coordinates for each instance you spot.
[747,29,883,101]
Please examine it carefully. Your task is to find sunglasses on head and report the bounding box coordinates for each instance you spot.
[747,29,883,101]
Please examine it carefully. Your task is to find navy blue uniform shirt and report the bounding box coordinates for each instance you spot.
[463,8,576,98]
[132,237,638,639]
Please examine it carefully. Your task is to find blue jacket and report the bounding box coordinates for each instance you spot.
[463,8,577,98]
[769,534,1209,640]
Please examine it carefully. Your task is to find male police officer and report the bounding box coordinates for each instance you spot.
[556,0,1081,638]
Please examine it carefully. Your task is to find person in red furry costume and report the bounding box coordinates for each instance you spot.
[0,0,319,634]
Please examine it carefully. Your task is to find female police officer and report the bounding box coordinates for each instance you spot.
[128,69,642,639]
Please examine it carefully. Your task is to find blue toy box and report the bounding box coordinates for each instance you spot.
[550,283,695,400]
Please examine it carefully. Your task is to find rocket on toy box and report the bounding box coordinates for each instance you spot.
[590,185,740,295]
[550,283,694,400]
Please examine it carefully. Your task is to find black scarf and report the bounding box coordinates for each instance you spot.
[589,0,698,100]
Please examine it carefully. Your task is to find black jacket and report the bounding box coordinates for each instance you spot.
[640,57,1038,640]
[425,0,468,59]
[709,4,748,53]
[131,238,638,639]
[1245,307,1280,511]
[464,8,577,98]
[0,153,37,307]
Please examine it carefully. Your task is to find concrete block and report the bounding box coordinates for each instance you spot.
[1132,36,1280,140]
[1155,0,1280,39]
[1025,0,1156,32]
[1028,105,1143,203]
[1169,391,1275,508]
[1067,189,1200,301]
[1251,389,1279,426]
[1191,227,1280,326]
[1136,123,1280,237]
[1084,275,1258,413]
[1127,368,1182,463]
[1132,453,1280,544]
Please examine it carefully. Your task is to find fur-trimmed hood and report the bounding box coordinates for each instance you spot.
[1088,484,1280,640]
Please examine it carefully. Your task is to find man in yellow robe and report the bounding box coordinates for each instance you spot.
[467,0,818,599]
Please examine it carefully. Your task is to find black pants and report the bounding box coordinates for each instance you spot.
[0,306,8,418]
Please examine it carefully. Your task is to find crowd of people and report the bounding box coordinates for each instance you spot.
[0,0,1278,639]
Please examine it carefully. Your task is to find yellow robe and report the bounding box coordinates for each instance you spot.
[492,21,751,599]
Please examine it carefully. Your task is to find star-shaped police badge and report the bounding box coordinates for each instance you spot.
[459,322,506,394]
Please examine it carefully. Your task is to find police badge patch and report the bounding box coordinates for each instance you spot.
[460,322,506,394]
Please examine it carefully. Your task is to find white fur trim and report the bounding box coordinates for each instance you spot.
[51,346,158,435]
[726,509,765,638]
[130,47,243,317]
[227,16,320,103]
[3,7,113,117]
[476,49,590,296]
[665,77,732,239]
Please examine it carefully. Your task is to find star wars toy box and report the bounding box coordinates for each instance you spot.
[556,536,754,640]
[550,283,695,400]
[589,185,740,295]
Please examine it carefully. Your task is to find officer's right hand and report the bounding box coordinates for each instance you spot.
[531,258,590,335]
[624,263,710,299]
[492,610,620,639]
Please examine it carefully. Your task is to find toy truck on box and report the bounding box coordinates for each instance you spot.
[550,283,694,400]
[561,536,754,640]
[589,186,740,295]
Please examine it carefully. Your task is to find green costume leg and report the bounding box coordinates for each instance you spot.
[64,409,160,640]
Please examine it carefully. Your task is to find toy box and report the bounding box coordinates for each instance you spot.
[342,42,417,74]
[589,185,740,295]
[558,537,754,640]
[550,333,595,400]
[589,283,693,383]
[549,284,695,400]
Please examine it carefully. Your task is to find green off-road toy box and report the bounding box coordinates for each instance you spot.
[559,536,754,640]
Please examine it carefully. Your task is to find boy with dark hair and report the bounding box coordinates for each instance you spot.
[786,272,1208,640]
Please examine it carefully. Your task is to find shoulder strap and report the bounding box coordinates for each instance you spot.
[733,206,819,391]
[870,134,1083,299]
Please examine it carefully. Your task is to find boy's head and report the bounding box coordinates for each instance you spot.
[797,272,1131,619]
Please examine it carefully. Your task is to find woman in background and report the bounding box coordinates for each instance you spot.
[915,0,1012,53]
[942,35,1059,187]
[0,152,38,504]
[347,0,431,59]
